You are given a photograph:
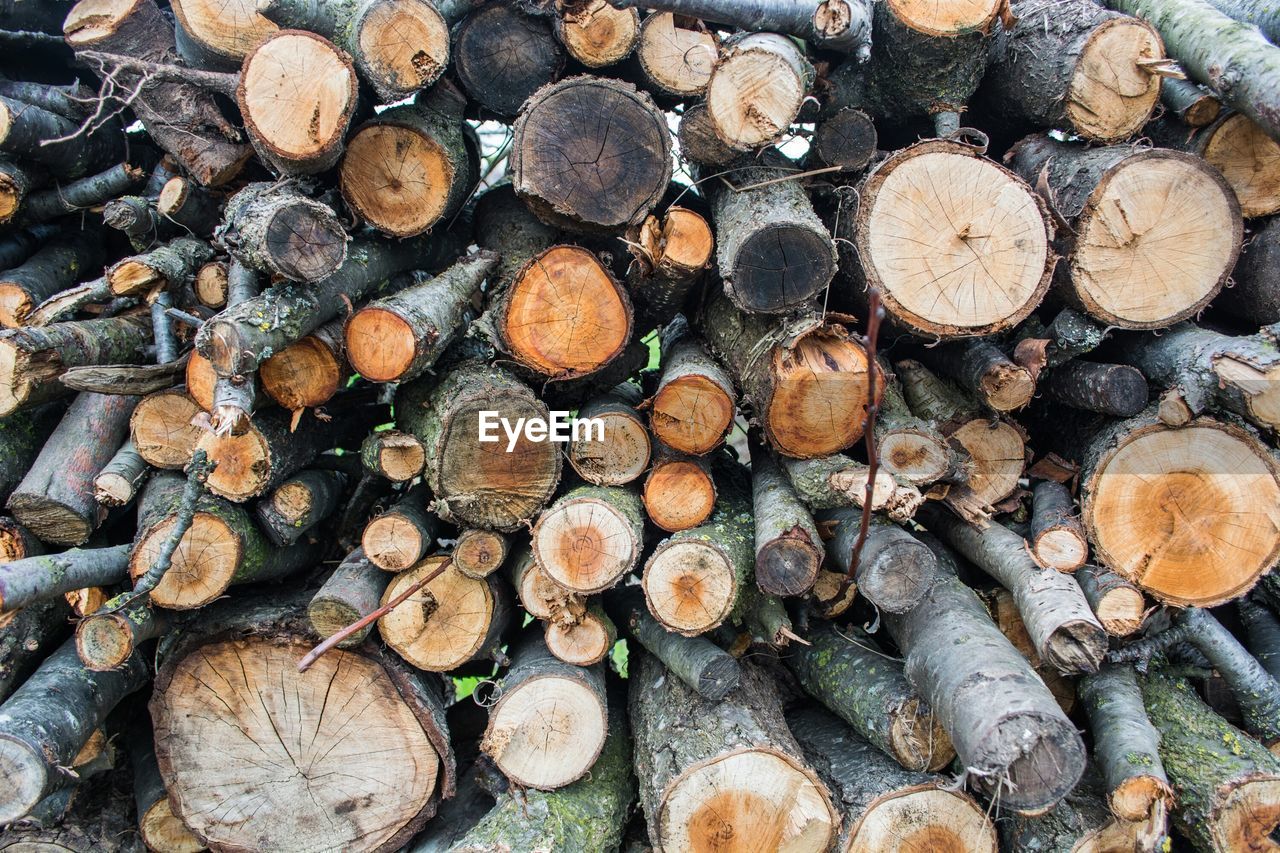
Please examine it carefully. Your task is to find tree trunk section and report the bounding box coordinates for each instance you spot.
[130,387,202,471]
[254,467,348,547]
[631,13,717,102]
[650,317,735,454]
[309,547,390,649]
[781,453,924,520]
[750,442,822,597]
[568,383,650,486]
[642,443,716,532]
[216,181,349,282]
[705,32,812,151]
[1029,479,1088,572]
[1041,359,1149,417]
[874,369,963,486]
[453,2,564,117]
[93,437,150,507]
[544,603,617,667]
[0,228,106,328]
[914,339,1036,413]
[1151,111,1280,219]
[627,205,713,333]
[105,236,214,299]
[258,318,349,413]
[361,483,446,571]
[533,484,644,594]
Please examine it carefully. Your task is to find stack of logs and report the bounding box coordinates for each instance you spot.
[3,0,1280,850]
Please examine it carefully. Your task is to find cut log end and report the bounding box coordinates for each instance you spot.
[1110,775,1174,825]
[643,540,736,635]
[643,460,715,532]
[345,307,419,382]
[340,124,457,238]
[132,390,203,471]
[171,0,278,62]
[362,514,430,572]
[813,108,877,172]
[194,261,229,309]
[1034,527,1089,572]
[356,1,450,96]
[889,698,955,774]
[1203,113,1280,219]
[131,512,240,609]
[140,795,203,853]
[378,559,498,672]
[559,0,639,68]
[483,673,606,790]
[533,495,638,594]
[545,612,613,666]
[0,734,47,824]
[0,284,33,329]
[651,374,734,455]
[1066,17,1164,142]
[707,36,808,151]
[568,409,650,486]
[364,431,426,483]
[848,785,998,853]
[74,611,137,671]
[886,0,1003,36]
[879,428,954,485]
[259,333,344,412]
[727,223,836,315]
[6,494,93,547]
[757,531,822,598]
[978,361,1035,412]
[454,529,509,579]
[1092,584,1146,637]
[637,13,716,97]
[949,418,1024,509]
[1209,777,1280,851]
[195,428,271,502]
[768,329,876,459]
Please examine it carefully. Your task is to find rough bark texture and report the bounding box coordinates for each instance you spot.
[106,236,214,298]
[626,205,712,333]
[308,547,390,648]
[1042,359,1149,418]
[0,596,70,703]
[824,508,938,613]
[216,181,349,282]
[611,0,870,53]
[0,400,62,504]
[750,443,822,597]
[0,228,105,328]
[782,453,924,520]
[254,467,347,546]
[0,95,122,180]
[610,585,740,701]
[1240,595,1280,682]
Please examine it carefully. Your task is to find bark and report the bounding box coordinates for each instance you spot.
[781,453,923,520]
[101,194,166,247]
[627,205,713,334]
[0,224,58,271]
[340,82,476,236]
[789,706,996,853]
[105,236,214,298]
[918,504,1106,673]
[630,652,838,851]
[254,467,348,547]
[824,508,938,613]
[705,32,813,150]
[74,590,167,671]
[567,383,650,486]
[1042,359,1149,418]
[1240,595,1280,682]
[677,102,735,166]
[257,0,451,101]
[1222,216,1280,326]
[541,337,650,409]
[1032,307,1112,368]
[25,276,112,328]
[532,484,644,594]
[1078,662,1174,822]
[1162,77,1222,126]
[1140,668,1280,852]
[472,182,562,289]
[156,176,221,237]
[361,483,446,571]
[481,631,608,789]
[703,292,877,458]
[1029,479,1089,572]
[1007,134,1241,329]
[93,438,150,507]
[345,251,494,383]
[1000,772,1163,853]
[882,572,1088,814]
[0,95,122,179]
[642,442,716,532]
[0,228,106,328]
[0,400,62,504]
[397,359,562,531]
[787,621,954,772]
[129,386,202,471]
[701,157,836,314]
[308,547,390,648]
[750,443,822,597]
[511,75,670,232]
[360,428,425,483]
[127,718,203,853]
[611,0,870,53]
[150,593,454,852]
[0,638,148,825]
[7,392,136,546]
[0,596,71,703]
[216,181,349,282]
[453,2,565,117]
[258,318,349,413]
[610,585,740,700]
[980,0,1164,142]
[196,229,463,376]
[650,317,735,454]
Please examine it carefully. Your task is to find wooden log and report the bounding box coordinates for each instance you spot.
[1240,595,1280,682]
[0,638,147,825]
[509,543,582,622]
[809,107,878,173]
[340,83,476,237]
[1076,564,1145,637]
[544,603,617,667]
[915,339,1035,413]
[101,192,165,247]
[453,529,509,580]
[1220,216,1280,326]
[0,225,59,272]
[106,236,214,298]
[1162,77,1222,126]
[93,438,149,508]
[150,594,454,852]
[360,429,425,483]
[974,584,1080,716]
[131,472,319,609]
[553,0,639,68]
[627,205,713,333]
[452,2,564,117]
[345,251,494,383]
[1041,359,1149,418]
[642,464,752,635]
[257,0,451,101]
[532,485,644,594]
[788,621,953,773]
[980,0,1165,142]
[882,572,1088,814]
[308,547,390,649]
[0,228,105,328]
[254,468,347,547]
[642,443,716,531]
[167,0,277,68]
[472,182,561,288]
[156,176,220,237]
[216,181,348,282]
[63,0,252,185]
[1079,410,1280,606]
[705,32,812,151]
[704,293,877,458]
[1000,773,1164,853]
[789,706,996,853]
[379,556,511,672]
[74,591,167,672]
[511,75,670,232]
[609,586,739,700]
[1151,112,1280,219]
[650,317,735,454]
[0,517,41,565]
[567,383,650,486]
[0,597,70,704]
[1140,668,1280,851]
[630,12,717,102]
[750,443,822,597]
[0,401,62,505]
[781,453,924,520]
[0,546,127,614]
[677,101,735,166]
[480,631,607,789]
[823,508,937,613]
[127,719,203,853]
[0,312,152,416]
[612,0,869,53]
[1007,135,1241,328]
[873,369,963,487]
[258,319,348,413]
[630,652,837,851]
[0,95,122,180]
[397,360,562,531]
[1028,480,1088,572]
[129,387,203,471]
[852,139,1054,338]
[361,484,445,571]
[193,259,227,309]
[7,392,136,546]
[1078,662,1174,823]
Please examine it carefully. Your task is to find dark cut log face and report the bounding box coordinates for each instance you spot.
[260,199,347,281]
[733,225,837,314]
[454,3,564,116]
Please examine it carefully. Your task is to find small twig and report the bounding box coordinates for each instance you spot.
[721,164,843,193]
[298,556,454,673]
[839,288,884,596]
[165,307,205,329]
[76,51,240,98]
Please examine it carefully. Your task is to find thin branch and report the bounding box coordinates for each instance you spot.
[76,51,240,98]
[840,288,884,596]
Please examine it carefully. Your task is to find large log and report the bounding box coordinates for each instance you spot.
[532,485,644,594]
[452,2,564,117]
[705,32,812,151]
[168,0,278,68]
[127,718,204,853]
[150,595,455,852]
[628,12,717,103]
[1150,112,1280,220]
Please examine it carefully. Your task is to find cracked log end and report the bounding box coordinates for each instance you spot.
[171,0,278,63]
[453,529,509,579]
[130,511,242,609]
[558,0,639,68]
[340,123,456,239]
[74,611,136,671]
[1067,17,1164,142]
[131,388,203,470]
[362,512,430,573]
[849,785,997,853]
[947,418,1024,510]
[568,407,650,486]
[652,373,734,455]
[643,458,715,532]
[260,327,345,411]
[378,558,498,672]
[356,0,450,97]
[533,492,639,594]
[1202,113,1280,219]
[545,608,614,666]
[637,13,716,98]
[769,330,878,459]
[643,539,737,636]
[707,33,809,151]
[362,430,426,483]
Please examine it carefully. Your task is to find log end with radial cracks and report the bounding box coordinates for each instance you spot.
[170,0,278,65]
[454,528,509,579]
[194,425,274,502]
[706,33,810,151]
[643,458,715,532]
[651,373,735,455]
[643,539,737,635]
[1202,113,1280,219]
[131,389,203,471]
[362,514,431,573]
[377,558,500,672]
[948,418,1025,510]
[636,12,717,99]
[1067,17,1164,142]
[340,122,458,238]
[533,493,640,594]
[355,0,450,98]
[568,407,650,486]
[130,511,242,610]
[887,0,1002,36]
[769,327,880,459]
[74,610,139,671]
[558,0,640,68]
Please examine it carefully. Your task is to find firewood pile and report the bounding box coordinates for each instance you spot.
[3,0,1280,850]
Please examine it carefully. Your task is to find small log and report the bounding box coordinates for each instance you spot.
[609,586,740,700]
[258,319,349,413]
[532,485,644,594]
[544,603,617,666]
[397,360,562,531]
[750,443,822,597]
[788,621,954,773]
[1240,595,1280,682]
[914,339,1036,413]
[631,12,717,102]
[627,205,713,332]
[453,529,509,580]
[0,597,71,703]
[452,2,564,117]
[360,429,425,483]
[612,0,869,53]
[509,543,581,622]
[345,251,494,383]
[554,0,639,68]
[882,572,1088,814]
[824,508,938,613]
[193,259,227,309]
[106,236,214,298]
[8,392,136,546]
[677,101,735,166]
[1041,359,1149,417]
[0,312,152,416]
[809,107,878,173]
[379,556,511,672]
[150,594,454,852]
[74,591,167,671]
[216,181,348,282]
[1076,564,1145,637]
[782,453,924,520]
[127,720,203,853]
[630,653,838,850]
[481,631,607,789]
[156,176,220,237]
[130,471,319,609]
[0,638,147,825]
[853,139,1053,338]
[1079,410,1280,606]
[254,468,348,547]
[789,706,996,853]
[1078,662,1174,822]
[362,484,446,571]
[873,369,963,486]
[0,400,63,504]
[512,75,669,232]
[1140,668,1280,851]
[650,317,735,454]
[705,32,812,151]
[1007,134,1241,329]
[257,0,450,101]
[0,95,121,180]
[0,228,105,327]
[1000,773,1164,853]
[102,193,166,247]
[93,438,150,507]
[567,383,650,486]
[1162,77,1222,126]
[1220,216,1280,327]
[702,157,837,314]
[642,443,716,532]
[704,293,877,458]
[129,386,203,471]
[22,160,150,225]
[1029,480,1088,572]
[308,547,390,649]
